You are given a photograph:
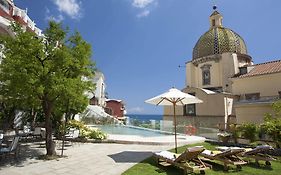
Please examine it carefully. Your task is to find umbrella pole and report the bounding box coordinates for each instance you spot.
[173,103,177,153]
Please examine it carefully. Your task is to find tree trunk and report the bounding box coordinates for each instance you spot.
[42,98,56,156]
[31,108,37,130]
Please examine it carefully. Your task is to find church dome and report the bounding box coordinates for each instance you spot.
[192,10,247,60]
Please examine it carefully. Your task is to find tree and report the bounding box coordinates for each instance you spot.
[262,100,281,148]
[0,22,95,155]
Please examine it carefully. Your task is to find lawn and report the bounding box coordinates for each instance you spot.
[122,142,281,175]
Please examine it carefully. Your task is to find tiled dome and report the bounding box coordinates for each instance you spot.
[192,11,247,60]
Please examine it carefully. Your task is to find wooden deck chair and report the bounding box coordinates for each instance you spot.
[200,147,247,171]
[154,146,211,175]
[0,136,20,159]
[242,145,276,166]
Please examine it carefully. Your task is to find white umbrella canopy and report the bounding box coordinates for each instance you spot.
[145,87,203,153]
[145,88,203,106]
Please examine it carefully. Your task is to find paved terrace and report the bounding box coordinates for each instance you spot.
[0,135,205,175]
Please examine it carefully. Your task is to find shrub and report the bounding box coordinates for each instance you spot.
[239,123,258,142]
[261,100,281,148]
[229,124,241,143]
[82,128,107,140]
[67,120,87,130]
[261,115,281,148]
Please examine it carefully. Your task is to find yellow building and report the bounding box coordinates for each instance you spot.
[232,60,281,124]
[164,8,281,130]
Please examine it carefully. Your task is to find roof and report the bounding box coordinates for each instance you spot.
[236,59,281,78]
[106,99,122,103]
[201,88,216,94]
[210,11,220,17]
[193,27,247,60]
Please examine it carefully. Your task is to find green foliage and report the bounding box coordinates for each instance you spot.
[64,120,107,140]
[123,142,281,175]
[229,124,241,143]
[67,119,87,130]
[79,127,107,140]
[84,128,107,140]
[0,21,95,155]
[261,100,281,148]
[239,123,258,142]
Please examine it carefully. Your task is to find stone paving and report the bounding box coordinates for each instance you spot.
[0,135,205,175]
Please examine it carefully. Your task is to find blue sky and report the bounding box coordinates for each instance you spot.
[14,0,281,114]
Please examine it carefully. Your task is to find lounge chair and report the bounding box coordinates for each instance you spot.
[154,146,210,174]
[242,145,276,166]
[65,128,79,139]
[31,127,42,138]
[0,136,20,159]
[200,147,247,171]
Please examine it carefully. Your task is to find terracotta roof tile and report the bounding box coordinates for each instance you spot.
[237,59,281,78]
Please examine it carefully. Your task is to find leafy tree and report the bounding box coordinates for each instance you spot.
[0,22,95,155]
[239,123,258,143]
[262,100,281,148]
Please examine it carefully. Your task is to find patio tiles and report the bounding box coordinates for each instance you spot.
[0,135,205,175]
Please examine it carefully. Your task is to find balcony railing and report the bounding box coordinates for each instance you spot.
[236,95,280,104]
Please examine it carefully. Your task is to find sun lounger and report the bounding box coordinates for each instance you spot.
[200,147,247,171]
[216,145,276,166]
[154,146,210,174]
[0,136,20,159]
[242,145,276,165]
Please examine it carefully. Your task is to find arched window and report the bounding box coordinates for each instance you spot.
[201,64,211,85]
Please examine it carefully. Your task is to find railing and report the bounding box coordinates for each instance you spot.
[237,95,280,104]
[126,117,219,139]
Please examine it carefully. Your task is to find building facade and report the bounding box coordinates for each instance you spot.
[105,99,126,119]
[89,71,106,107]
[231,60,281,124]
[164,8,281,129]
[0,0,42,37]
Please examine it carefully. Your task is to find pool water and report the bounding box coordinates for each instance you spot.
[92,125,173,137]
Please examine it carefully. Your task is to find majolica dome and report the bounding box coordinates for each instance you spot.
[192,10,247,60]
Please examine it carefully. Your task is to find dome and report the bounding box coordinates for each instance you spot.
[192,10,248,60]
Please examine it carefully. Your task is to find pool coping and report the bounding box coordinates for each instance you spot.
[85,124,207,145]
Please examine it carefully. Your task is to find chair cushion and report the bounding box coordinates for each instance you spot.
[155,151,176,160]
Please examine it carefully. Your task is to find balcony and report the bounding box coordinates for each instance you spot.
[236,95,280,105]
[0,0,10,14]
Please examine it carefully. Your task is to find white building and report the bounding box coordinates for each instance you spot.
[89,71,106,107]
[0,0,42,37]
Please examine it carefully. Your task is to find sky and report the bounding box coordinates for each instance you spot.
[14,0,281,114]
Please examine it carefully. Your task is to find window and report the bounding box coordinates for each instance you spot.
[212,19,215,27]
[245,93,260,101]
[0,0,9,13]
[201,64,211,85]
[183,92,196,116]
[184,104,196,116]
[239,67,248,75]
[279,91,281,99]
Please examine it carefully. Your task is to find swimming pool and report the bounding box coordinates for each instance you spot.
[90,125,173,137]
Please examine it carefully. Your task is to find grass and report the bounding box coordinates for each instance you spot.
[122,142,281,175]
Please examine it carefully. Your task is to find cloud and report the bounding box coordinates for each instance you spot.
[132,0,154,8]
[45,8,64,22]
[137,10,150,18]
[52,0,82,19]
[127,107,144,113]
[131,0,158,18]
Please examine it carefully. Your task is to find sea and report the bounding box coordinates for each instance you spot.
[126,114,163,122]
